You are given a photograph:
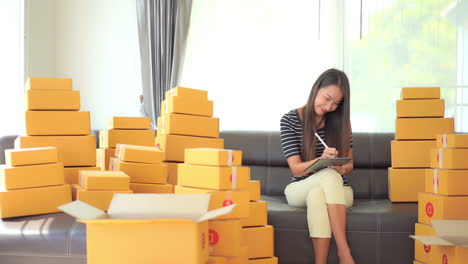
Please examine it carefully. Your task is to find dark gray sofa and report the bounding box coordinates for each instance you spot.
[0,131,417,264]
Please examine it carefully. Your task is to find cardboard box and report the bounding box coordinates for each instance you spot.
[26,77,72,91]
[425,169,468,195]
[25,90,80,110]
[157,114,219,138]
[25,111,91,136]
[165,87,208,101]
[105,117,151,130]
[207,256,227,264]
[208,220,243,256]
[112,159,167,184]
[391,140,436,168]
[247,180,261,201]
[226,246,248,264]
[387,168,426,202]
[396,99,444,118]
[174,186,249,219]
[5,146,58,167]
[401,87,440,100]
[96,148,115,171]
[164,162,180,185]
[80,170,130,191]
[15,135,96,167]
[0,185,71,218]
[161,97,214,117]
[418,192,468,225]
[178,164,250,190]
[436,134,468,148]
[395,118,454,140]
[100,130,155,148]
[130,183,174,193]
[75,187,132,211]
[430,148,468,169]
[185,148,242,166]
[241,201,268,227]
[248,257,279,264]
[156,134,224,162]
[0,162,64,190]
[242,226,274,259]
[64,166,101,185]
[116,144,163,164]
[59,194,235,264]
[415,223,437,264]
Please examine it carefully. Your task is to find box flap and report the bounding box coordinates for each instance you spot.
[410,235,454,246]
[107,193,210,220]
[197,204,237,222]
[432,220,468,246]
[58,201,108,220]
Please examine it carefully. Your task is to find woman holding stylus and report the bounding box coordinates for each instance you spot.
[280,68,355,264]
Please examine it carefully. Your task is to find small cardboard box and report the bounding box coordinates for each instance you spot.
[0,185,71,218]
[75,186,133,211]
[242,225,274,259]
[430,148,468,169]
[26,77,72,91]
[112,159,167,184]
[161,97,214,117]
[391,140,436,168]
[79,170,130,191]
[207,256,227,264]
[64,166,101,185]
[105,117,151,130]
[241,201,268,227]
[418,192,468,225]
[115,144,163,164]
[59,194,235,264]
[425,169,468,195]
[178,164,250,190]
[99,129,155,148]
[165,87,208,101]
[5,146,58,167]
[387,168,426,202]
[185,148,242,166]
[130,183,174,193]
[208,219,243,256]
[156,134,224,162]
[0,162,64,190]
[96,148,115,171]
[25,111,91,136]
[415,223,437,263]
[395,118,454,140]
[157,114,219,138]
[396,99,444,118]
[246,180,261,201]
[25,90,80,111]
[248,257,279,264]
[436,134,468,148]
[400,87,440,100]
[174,186,249,219]
[226,246,248,264]
[15,135,96,167]
[164,162,181,185]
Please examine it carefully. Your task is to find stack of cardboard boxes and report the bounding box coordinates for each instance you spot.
[389,87,454,202]
[412,134,468,264]
[97,116,155,170]
[15,77,98,186]
[110,144,173,193]
[0,147,71,218]
[155,87,224,185]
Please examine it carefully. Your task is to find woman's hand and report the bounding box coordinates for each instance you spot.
[321,147,338,158]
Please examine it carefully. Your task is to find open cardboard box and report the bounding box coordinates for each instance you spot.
[59,193,235,264]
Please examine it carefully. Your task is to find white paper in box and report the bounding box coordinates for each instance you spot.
[410,220,468,247]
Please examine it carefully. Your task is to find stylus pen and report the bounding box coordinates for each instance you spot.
[314,133,329,148]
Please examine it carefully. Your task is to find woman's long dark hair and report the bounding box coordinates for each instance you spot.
[301,69,351,161]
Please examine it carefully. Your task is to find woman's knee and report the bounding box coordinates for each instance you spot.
[321,168,343,187]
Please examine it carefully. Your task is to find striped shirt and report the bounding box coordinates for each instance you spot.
[280,109,350,185]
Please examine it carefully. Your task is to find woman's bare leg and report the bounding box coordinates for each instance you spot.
[311,237,331,264]
[328,204,355,264]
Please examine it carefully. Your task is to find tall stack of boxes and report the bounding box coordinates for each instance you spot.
[389,87,454,202]
[0,147,71,218]
[412,134,468,264]
[98,117,155,171]
[110,144,173,193]
[15,77,98,186]
[155,87,224,184]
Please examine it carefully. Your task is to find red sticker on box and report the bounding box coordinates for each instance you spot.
[201,232,206,249]
[156,144,161,149]
[208,229,219,246]
[426,202,434,217]
[443,254,448,264]
[223,200,233,206]
[424,245,431,253]
[232,155,235,162]
[437,153,439,162]
[229,174,232,183]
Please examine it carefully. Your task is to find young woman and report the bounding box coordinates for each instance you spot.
[280,68,355,264]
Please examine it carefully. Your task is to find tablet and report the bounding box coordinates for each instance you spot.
[305,157,352,174]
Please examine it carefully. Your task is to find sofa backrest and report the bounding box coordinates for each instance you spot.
[220,131,394,199]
